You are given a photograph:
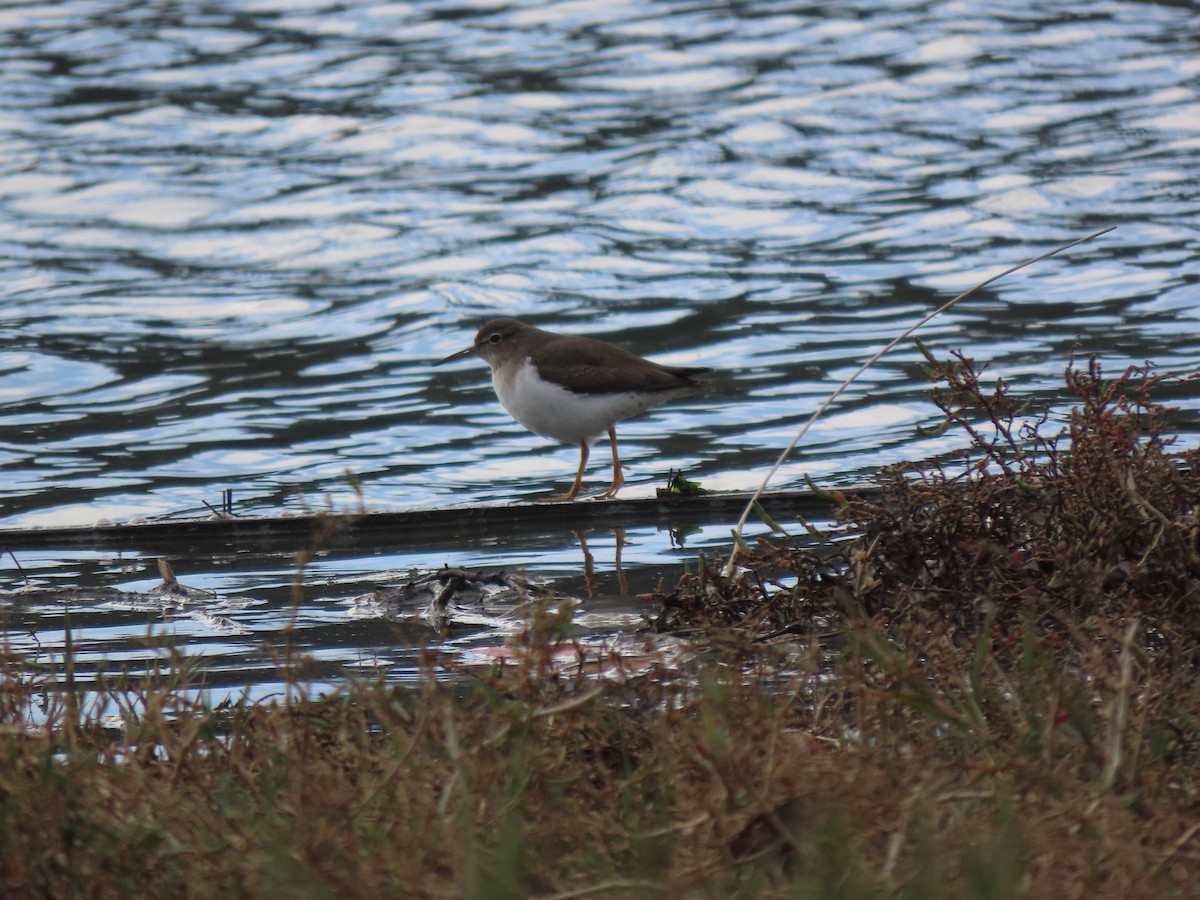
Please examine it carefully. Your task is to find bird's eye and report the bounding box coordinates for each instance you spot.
[488,332,502,344]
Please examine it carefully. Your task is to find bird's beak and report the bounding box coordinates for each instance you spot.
[432,344,477,366]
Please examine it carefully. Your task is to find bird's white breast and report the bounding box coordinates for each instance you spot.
[491,358,661,446]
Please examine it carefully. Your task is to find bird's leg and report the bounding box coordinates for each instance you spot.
[538,442,589,503]
[599,427,624,500]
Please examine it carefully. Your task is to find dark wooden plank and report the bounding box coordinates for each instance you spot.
[0,486,878,555]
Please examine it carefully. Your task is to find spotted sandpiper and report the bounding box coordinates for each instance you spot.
[433,318,711,502]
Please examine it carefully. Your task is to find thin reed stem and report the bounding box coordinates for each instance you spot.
[722,225,1117,578]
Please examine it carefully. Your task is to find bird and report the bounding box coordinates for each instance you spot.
[433,318,711,502]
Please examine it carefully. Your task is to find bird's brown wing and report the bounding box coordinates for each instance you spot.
[533,338,711,395]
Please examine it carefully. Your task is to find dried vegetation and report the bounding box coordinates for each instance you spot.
[2,354,1199,898]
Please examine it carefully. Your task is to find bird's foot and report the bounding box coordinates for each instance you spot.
[535,489,582,504]
[597,480,623,501]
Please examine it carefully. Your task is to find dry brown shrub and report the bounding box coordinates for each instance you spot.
[646,354,1200,897]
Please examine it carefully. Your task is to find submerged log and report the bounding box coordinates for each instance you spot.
[0,487,876,555]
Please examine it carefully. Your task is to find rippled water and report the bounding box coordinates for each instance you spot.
[2,0,1198,690]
